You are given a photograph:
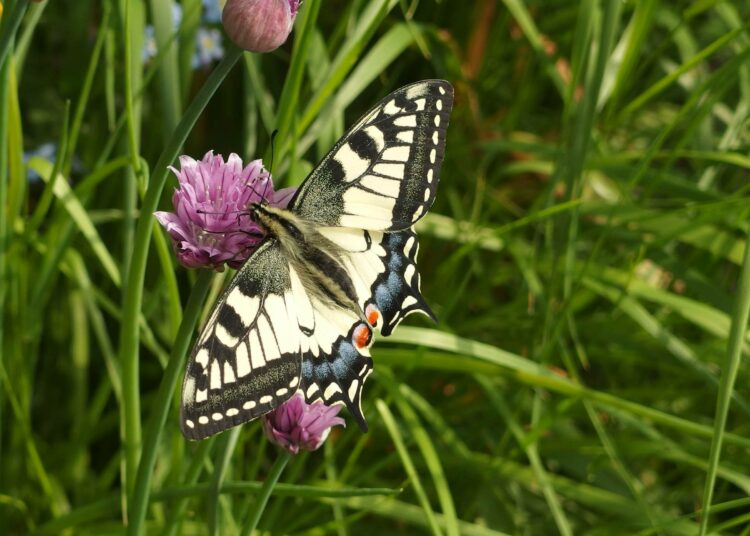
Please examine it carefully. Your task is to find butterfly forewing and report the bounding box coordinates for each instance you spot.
[289,80,453,231]
[181,241,302,440]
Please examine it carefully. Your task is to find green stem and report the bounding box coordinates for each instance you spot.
[698,230,750,534]
[241,451,292,536]
[127,270,213,536]
[119,45,241,511]
[0,0,28,68]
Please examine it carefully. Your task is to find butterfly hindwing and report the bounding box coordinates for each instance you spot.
[289,80,453,231]
[297,297,374,430]
[319,226,434,335]
[181,240,302,440]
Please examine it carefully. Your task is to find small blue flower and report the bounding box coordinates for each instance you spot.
[24,143,57,182]
[142,4,184,64]
[143,25,157,62]
[192,27,224,69]
[202,0,223,23]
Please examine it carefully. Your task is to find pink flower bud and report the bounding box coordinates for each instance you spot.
[222,0,300,53]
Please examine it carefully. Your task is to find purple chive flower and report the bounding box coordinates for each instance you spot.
[222,0,300,53]
[154,151,294,271]
[262,394,345,454]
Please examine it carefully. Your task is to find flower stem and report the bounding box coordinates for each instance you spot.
[127,270,213,536]
[241,451,292,536]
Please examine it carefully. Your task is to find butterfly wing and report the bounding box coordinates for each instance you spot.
[181,240,302,440]
[288,79,453,231]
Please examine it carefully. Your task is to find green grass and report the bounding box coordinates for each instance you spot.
[3,0,750,534]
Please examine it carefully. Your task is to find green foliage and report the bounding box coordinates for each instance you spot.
[2,0,750,534]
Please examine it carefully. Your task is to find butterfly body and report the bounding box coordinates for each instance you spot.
[181,80,453,440]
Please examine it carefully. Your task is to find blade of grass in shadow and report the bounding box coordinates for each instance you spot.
[476,376,573,536]
[33,481,400,536]
[208,427,242,536]
[379,370,459,536]
[375,399,444,536]
[698,230,750,534]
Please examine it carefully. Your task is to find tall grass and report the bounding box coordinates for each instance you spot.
[2,0,750,534]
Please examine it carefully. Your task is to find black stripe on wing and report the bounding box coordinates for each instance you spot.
[289,80,454,231]
[180,240,301,440]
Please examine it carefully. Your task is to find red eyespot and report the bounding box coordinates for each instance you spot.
[353,324,372,349]
[365,304,380,327]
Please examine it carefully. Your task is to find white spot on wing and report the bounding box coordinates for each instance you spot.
[427,169,434,183]
[397,131,413,143]
[226,289,258,326]
[402,295,418,308]
[324,383,343,400]
[436,99,443,110]
[364,126,385,152]
[361,175,400,197]
[236,342,250,377]
[199,416,209,425]
[289,376,299,388]
[306,383,320,399]
[216,324,238,347]
[224,361,236,384]
[260,395,273,404]
[432,131,438,144]
[257,315,281,361]
[210,360,221,390]
[412,205,425,222]
[243,400,256,410]
[212,413,223,421]
[195,348,209,369]
[289,268,314,332]
[226,408,239,417]
[348,379,359,403]
[383,99,400,115]
[196,388,207,403]
[383,146,410,162]
[373,163,404,178]
[334,143,370,182]
[434,115,441,127]
[185,419,195,429]
[394,115,417,128]
[276,387,288,397]
[414,98,426,111]
[430,149,436,163]
[405,264,416,283]
[249,330,265,370]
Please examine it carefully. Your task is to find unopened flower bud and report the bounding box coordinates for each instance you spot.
[222,0,300,53]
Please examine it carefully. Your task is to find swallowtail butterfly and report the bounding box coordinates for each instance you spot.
[181,80,453,439]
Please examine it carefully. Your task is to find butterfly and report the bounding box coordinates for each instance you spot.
[180,80,454,440]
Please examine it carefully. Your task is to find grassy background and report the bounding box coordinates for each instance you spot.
[3,0,750,534]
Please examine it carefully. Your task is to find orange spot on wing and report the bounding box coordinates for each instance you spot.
[353,324,372,349]
[366,304,380,327]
